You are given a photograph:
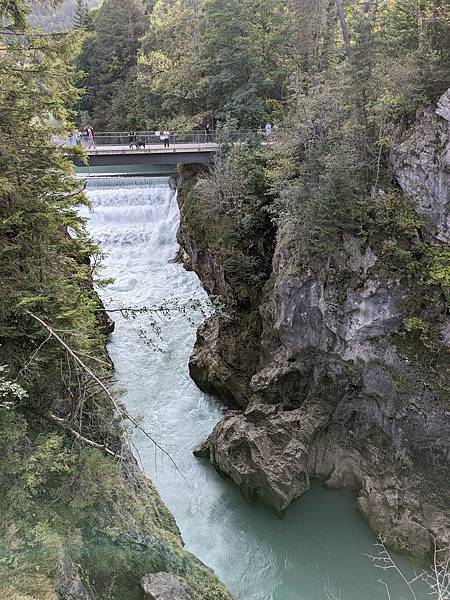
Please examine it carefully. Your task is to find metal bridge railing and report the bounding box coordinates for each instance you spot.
[90,130,264,147]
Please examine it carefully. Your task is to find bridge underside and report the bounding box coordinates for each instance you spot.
[76,151,214,168]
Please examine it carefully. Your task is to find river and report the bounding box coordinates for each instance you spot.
[83,176,426,600]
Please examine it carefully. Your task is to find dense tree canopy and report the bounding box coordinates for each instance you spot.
[77,0,449,132]
[77,0,148,129]
[80,0,294,129]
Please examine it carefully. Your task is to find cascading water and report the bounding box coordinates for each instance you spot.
[83,176,425,600]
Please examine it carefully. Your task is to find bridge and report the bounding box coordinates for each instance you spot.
[74,130,264,170]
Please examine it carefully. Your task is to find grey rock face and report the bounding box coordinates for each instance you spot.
[141,572,195,600]
[204,397,335,512]
[263,274,407,362]
[57,552,94,600]
[391,88,450,242]
[356,475,449,559]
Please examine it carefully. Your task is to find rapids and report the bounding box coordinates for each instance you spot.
[83,176,427,600]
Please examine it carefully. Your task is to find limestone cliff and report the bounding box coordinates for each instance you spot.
[177,91,450,561]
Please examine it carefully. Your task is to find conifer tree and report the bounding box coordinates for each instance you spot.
[77,0,148,128]
[74,0,91,29]
[0,1,103,404]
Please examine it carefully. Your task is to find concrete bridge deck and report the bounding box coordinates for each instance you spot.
[87,142,219,154]
[82,142,219,167]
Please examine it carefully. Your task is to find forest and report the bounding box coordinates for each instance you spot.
[78,0,450,132]
[1,0,449,598]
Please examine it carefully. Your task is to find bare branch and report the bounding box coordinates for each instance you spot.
[369,536,450,600]
[16,332,52,379]
[25,310,185,481]
[378,579,391,600]
[47,413,118,458]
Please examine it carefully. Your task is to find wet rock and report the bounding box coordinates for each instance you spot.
[203,398,335,512]
[141,572,195,600]
[189,316,245,406]
[57,551,94,600]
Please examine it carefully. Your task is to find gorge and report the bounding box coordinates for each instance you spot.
[84,174,430,600]
[1,0,449,598]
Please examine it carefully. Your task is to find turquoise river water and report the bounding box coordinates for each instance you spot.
[83,176,428,600]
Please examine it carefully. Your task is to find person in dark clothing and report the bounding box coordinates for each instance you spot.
[163,131,170,148]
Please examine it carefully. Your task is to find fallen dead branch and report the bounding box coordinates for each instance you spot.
[47,413,118,458]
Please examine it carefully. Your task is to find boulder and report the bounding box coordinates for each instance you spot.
[141,572,195,600]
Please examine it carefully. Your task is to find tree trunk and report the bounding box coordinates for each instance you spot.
[335,0,351,57]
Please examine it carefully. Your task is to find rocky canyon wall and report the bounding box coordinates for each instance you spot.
[177,90,450,561]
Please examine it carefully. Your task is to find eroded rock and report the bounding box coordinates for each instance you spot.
[203,397,335,512]
[141,572,195,600]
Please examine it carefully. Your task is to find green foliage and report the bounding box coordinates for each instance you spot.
[74,0,93,29]
[77,0,148,129]
[422,245,450,289]
[0,417,232,600]
[268,0,449,275]
[403,316,430,337]
[199,0,291,127]
[0,3,109,418]
[365,193,450,305]
[182,146,274,289]
[138,0,206,129]
[0,366,28,409]
[80,0,294,129]
[75,0,449,133]
[373,0,450,122]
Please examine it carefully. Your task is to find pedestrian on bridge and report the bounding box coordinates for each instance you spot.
[85,125,95,149]
[163,131,170,148]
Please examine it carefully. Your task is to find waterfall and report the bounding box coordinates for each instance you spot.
[85,175,171,189]
[82,176,179,264]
